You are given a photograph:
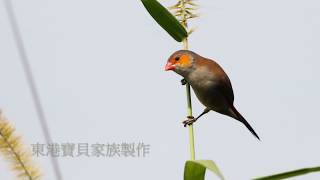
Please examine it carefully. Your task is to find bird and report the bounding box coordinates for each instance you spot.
[165,50,260,140]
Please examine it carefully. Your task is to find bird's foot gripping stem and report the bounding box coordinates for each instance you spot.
[183,116,197,127]
[181,79,187,85]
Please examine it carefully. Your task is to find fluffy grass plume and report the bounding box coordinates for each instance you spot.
[0,111,41,180]
[169,0,199,34]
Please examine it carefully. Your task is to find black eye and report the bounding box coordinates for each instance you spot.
[175,56,180,61]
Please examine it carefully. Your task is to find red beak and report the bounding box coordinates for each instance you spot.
[165,62,175,71]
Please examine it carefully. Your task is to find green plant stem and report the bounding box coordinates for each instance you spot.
[186,84,195,161]
[182,37,195,160]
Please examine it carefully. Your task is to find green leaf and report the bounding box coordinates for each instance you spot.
[184,160,224,180]
[184,161,206,180]
[141,0,188,42]
[254,166,320,180]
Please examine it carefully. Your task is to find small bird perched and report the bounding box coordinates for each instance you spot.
[165,50,260,140]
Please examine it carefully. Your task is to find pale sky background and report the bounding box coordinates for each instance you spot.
[0,0,320,179]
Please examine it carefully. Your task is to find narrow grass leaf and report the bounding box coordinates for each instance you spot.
[254,166,320,180]
[141,0,188,42]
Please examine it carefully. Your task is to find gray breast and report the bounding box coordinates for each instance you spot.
[186,67,228,111]
[186,67,216,106]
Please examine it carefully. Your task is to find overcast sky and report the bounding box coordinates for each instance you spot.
[0,0,320,179]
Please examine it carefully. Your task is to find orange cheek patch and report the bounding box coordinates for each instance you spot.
[179,55,191,67]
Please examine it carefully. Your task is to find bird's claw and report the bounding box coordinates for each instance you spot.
[181,79,187,85]
[183,116,196,127]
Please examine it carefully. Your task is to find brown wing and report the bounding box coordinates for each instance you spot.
[194,53,235,104]
[205,58,235,104]
[219,73,234,104]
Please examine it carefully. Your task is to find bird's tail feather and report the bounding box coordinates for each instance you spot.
[228,106,260,140]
